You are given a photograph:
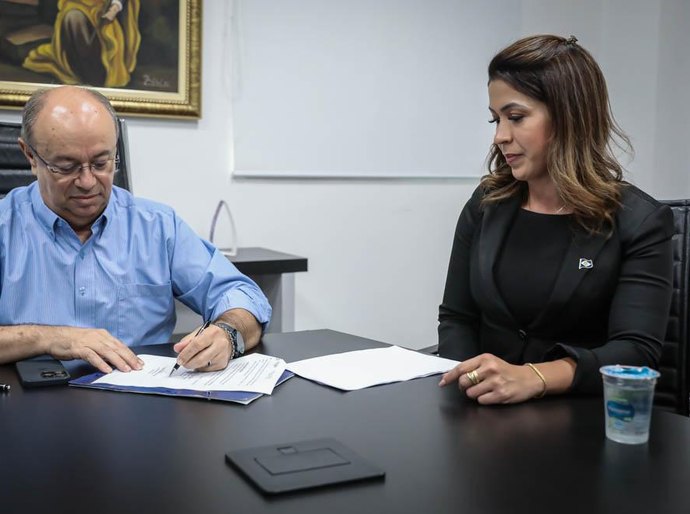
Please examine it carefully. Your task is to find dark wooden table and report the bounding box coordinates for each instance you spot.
[229,247,308,276]
[1,329,689,514]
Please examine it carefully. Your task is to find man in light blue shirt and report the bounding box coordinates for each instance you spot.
[0,86,271,374]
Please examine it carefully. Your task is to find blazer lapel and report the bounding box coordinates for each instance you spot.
[478,195,522,322]
[530,225,610,328]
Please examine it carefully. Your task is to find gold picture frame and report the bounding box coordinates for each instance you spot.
[0,0,201,119]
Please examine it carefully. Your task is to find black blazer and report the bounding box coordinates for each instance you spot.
[438,184,674,393]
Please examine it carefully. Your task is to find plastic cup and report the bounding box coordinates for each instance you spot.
[600,365,660,444]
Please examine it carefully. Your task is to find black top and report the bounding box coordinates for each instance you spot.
[438,185,674,393]
[495,209,572,326]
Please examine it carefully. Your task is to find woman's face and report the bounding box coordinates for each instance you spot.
[488,79,552,184]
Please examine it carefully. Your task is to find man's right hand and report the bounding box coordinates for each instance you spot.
[44,327,143,374]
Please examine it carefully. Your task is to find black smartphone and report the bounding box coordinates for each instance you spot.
[15,359,71,388]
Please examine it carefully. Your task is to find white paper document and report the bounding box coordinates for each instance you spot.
[94,353,286,395]
[286,345,459,391]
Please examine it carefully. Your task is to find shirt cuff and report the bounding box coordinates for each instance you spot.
[210,288,272,331]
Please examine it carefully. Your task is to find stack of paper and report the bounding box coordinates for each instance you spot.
[70,353,292,405]
[287,345,459,391]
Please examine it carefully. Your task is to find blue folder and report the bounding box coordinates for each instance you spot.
[69,370,294,405]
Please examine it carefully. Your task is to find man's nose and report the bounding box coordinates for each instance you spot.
[73,166,98,189]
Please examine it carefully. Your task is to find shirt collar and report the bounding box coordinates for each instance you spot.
[30,182,59,235]
[30,182,114,237]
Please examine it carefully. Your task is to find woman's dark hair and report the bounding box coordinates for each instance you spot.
[481,34,630,232]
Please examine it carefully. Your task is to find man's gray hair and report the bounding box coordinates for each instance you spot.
[21,87,120,146]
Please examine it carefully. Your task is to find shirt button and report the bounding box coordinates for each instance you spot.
[518,329,527,340]
[79,287,86,296]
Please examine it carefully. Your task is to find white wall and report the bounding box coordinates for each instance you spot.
[2,0,689,349]
[231,0,514,178]
[653,0,690,198]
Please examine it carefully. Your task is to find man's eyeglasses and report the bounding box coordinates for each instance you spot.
[26,142,118,177]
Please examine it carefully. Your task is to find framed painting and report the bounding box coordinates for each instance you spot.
[0,0,201,118]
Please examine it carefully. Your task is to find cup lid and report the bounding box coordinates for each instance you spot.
[599,365,660,380]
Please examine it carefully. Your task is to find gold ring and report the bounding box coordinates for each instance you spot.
[466,370,480,386]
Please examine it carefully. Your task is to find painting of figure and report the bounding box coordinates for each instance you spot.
[0,0,200,118]
[23,0,141,88]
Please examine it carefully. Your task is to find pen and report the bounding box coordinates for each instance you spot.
[169,320,212,376]
[1,384,10,392]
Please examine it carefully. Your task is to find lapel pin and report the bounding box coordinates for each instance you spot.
[578,258,593,270]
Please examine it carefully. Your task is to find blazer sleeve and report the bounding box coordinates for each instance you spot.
[547,202,674,393]
[438,187,483,361]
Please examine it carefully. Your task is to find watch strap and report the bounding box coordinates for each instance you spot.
[213,322,244,359]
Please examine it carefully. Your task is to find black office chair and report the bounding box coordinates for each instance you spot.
[655,200,690,416]
[0,118,132,197]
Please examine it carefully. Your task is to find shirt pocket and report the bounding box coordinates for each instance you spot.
[117,282,174,344]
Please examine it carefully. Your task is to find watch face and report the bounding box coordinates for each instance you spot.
[234,328,245,353]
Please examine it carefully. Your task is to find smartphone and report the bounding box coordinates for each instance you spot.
[15,359,71,388]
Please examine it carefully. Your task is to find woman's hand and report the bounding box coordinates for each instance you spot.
[439,353,546,404]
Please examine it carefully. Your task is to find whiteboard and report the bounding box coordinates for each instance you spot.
[231,0,519,178]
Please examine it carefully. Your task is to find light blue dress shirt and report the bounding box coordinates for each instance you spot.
[0,183,271,345]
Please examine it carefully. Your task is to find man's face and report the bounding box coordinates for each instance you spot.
[24,92,117,233]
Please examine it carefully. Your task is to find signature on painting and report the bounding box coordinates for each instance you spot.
[142,74,171,89]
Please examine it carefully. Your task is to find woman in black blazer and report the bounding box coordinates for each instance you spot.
[438,35,674,404]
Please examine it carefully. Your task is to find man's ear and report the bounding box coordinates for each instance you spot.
[17,138,38,176]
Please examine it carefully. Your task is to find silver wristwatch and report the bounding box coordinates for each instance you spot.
[214,322,245,359]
